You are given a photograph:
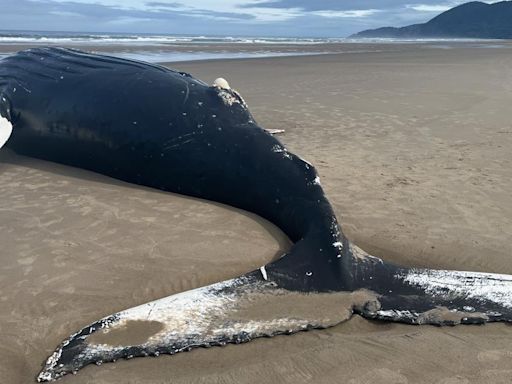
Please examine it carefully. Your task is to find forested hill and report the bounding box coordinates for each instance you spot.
[351,1,512,39]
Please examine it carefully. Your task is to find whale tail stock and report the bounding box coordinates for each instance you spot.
[37,240,512,381]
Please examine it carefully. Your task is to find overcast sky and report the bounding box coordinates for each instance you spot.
[0,0,502,37]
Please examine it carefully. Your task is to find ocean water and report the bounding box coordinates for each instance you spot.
[0,31,332,62]
[0,30,508,63]
[0,47,326,63]
[0,30,348,45]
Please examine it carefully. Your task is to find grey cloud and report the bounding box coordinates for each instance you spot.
[145,2,185,8]
[182,10,254,20]
[0,0,254,32]
[0,0,253,20]
[239,0,429,11]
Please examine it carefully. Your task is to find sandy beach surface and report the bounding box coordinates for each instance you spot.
[1,43,512,383]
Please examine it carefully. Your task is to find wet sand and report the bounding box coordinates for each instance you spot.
[1,44,512,383]
[0,41,406,56]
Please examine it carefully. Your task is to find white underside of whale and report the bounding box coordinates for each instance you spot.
[0,114,12,149]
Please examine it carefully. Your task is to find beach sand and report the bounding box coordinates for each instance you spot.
[1,43,512,383]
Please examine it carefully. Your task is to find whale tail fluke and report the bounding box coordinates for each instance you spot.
[348,244,512,325]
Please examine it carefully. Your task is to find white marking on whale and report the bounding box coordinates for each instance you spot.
[397,269,512,309]
[212,77,230,90]
[0,114,12,149]
[260,266,268,281]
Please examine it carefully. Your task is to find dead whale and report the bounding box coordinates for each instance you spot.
[0,47,510,382]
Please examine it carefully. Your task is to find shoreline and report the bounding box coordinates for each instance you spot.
[0,42,396,63]
[0,40,511,63]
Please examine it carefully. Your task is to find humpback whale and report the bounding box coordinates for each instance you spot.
[0,47,510,382]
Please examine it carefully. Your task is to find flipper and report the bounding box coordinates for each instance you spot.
[0,114,12,149]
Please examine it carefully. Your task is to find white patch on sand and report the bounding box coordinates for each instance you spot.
[0,115,13,149]
[398,269,512,309]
